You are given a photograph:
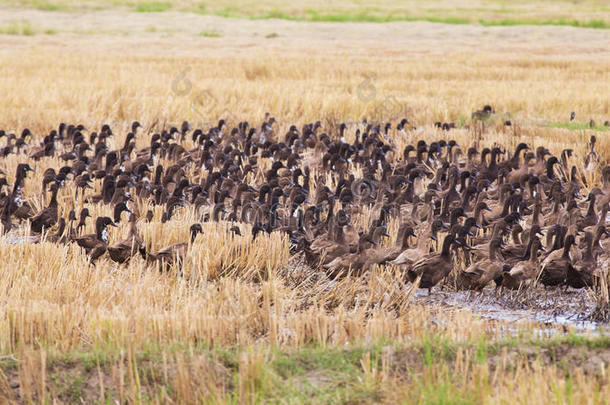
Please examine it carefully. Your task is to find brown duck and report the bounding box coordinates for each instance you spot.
[74,216,117,264]
[30,183,60,234]
[139,223,203,270]
[457,239,507,291]
[539,234,576,288]
[501,237,544,290]
[107,213,143,264]
[567,232,597,289]
[407,234,461,294]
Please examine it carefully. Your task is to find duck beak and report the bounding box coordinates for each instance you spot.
[410,231,417,238]
[382,231,390,238]
[430,235,437,241]
[441,223,449,230]
[467,230,474,237]
[109,221,118,227]
[474,223,481,229]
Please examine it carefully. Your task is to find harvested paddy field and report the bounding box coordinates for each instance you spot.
[0,2,610,403]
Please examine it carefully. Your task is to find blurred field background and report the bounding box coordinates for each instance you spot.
[4,0,610,27]
[0,1,609,403]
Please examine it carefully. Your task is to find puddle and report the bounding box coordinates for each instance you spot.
[414,287,609,336]
[1,234,39,244]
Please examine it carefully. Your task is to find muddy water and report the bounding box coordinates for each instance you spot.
[415,287,609,335]
[1,234,39,244]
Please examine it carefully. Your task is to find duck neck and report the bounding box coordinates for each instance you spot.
[512,145,523,163]
[512,229,522,245]
[552,199,560,214]
[410,203,419,223]
[594,228,605,250]
[335,225,345,244]
[473,205,484,224]
[489,150,499,170]
[562,240,572,259]
[213,204,223,221]
[532,202,541,226]
[96,224,107,242]
[490,223,502,240]
[500,196,512,217]
[583,238,593,262]
[489,243,500,261]
[529,242,538,263]
[598,204,608,226]
[128,218,137,238]
[49,186,59,207]
[440,236,453,258]
[398,227,410,249]
[12,172,24,194]
[551,230,564,251]
[461,188,474,210]
[546,161,556,179]
[587,195,597,218]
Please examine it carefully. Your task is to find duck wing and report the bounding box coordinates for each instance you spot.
[108,238,140,263]
[89,245,108,264]
[156,242,188,263]
[75,234,99,252]
[390,248,424,266]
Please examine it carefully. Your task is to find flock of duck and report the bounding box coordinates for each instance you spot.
[1,111,609,296]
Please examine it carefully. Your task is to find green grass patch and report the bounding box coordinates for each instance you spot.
[30,1,69,11]
[542,333,610,349]
[135,1,171,12]
[2,335,609,403]
[248,10,610,29]
[199,30,221,37]
[479,18,610,29]
[10,1,72,11]
[5,1,610,29]
[0,21,36,36]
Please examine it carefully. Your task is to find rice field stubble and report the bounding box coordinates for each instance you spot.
[0,7,609,404]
